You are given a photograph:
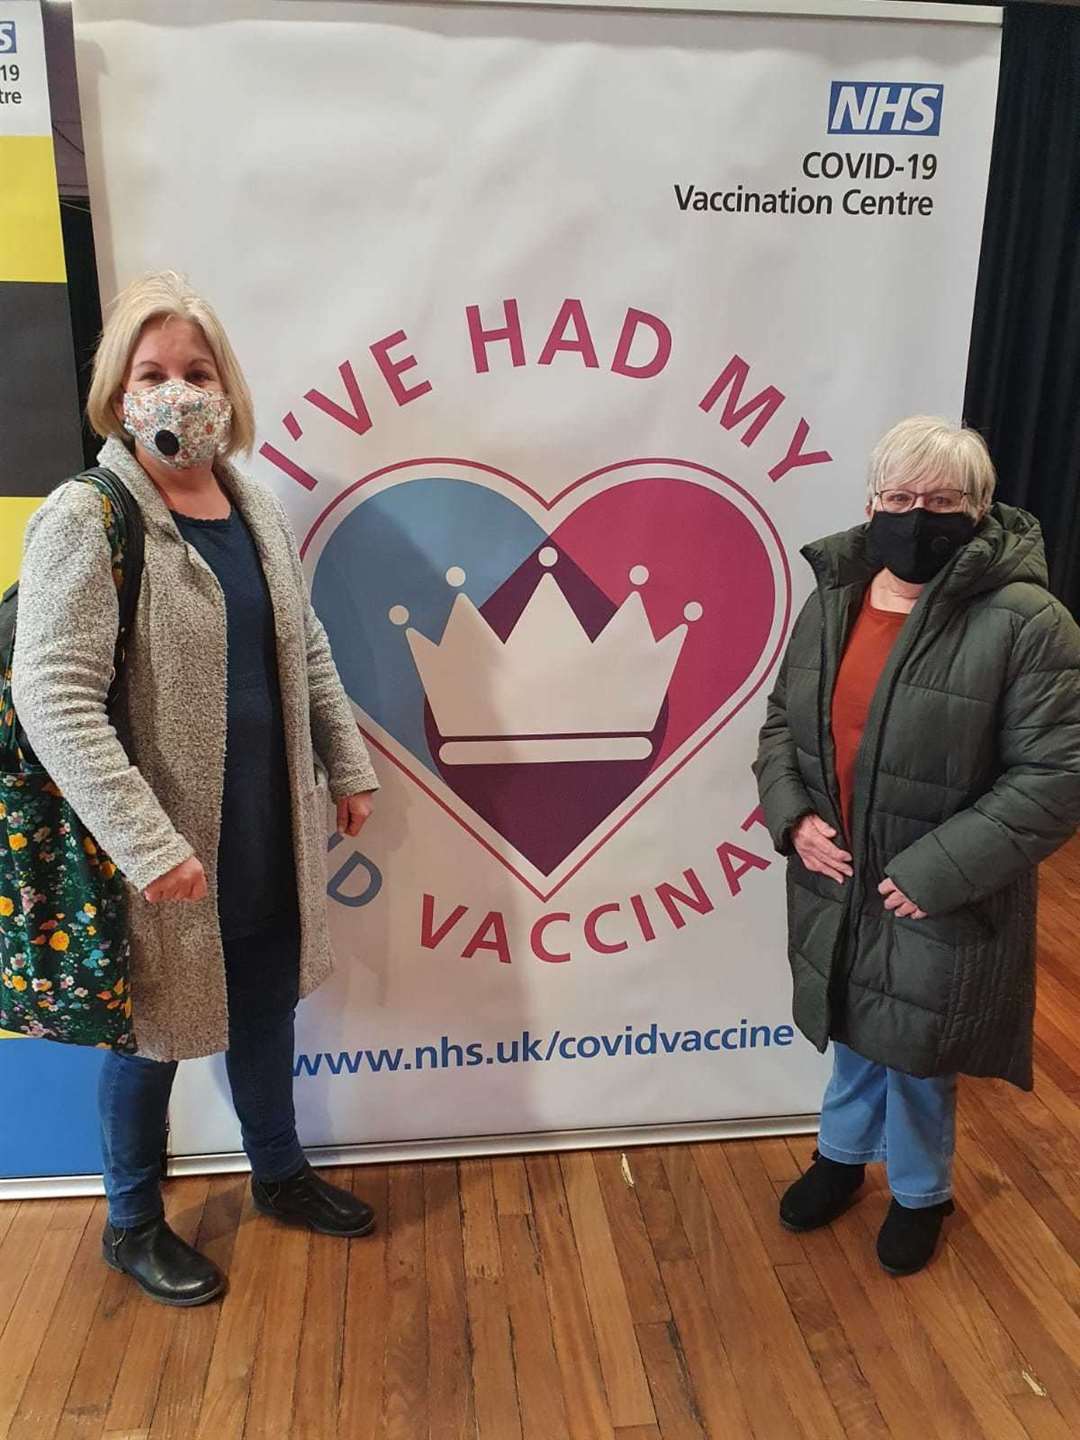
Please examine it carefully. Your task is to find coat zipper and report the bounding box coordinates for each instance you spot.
[814,582,860,1010]
[815,585,857,841]
[844,590,940,977]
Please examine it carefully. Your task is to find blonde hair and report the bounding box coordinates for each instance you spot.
[868,416,997,516]
[86,271,255,456]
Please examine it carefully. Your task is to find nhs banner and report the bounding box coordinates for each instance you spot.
[5,0,998,1190]
[828,81,945,135]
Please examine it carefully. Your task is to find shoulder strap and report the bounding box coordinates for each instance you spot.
[76,466,145,699]
[0,466,146,768]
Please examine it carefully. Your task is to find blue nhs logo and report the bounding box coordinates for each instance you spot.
[828,83,943,136]
[0,22,16,54]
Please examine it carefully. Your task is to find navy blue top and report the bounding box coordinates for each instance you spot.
[174,506,297,940]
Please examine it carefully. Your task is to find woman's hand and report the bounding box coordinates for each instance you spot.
[879,878,927,920]
[792,815,853,884]
[336,792,375,837]
[144,856,208,903]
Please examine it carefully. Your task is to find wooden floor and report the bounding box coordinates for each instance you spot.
[3,844,1080,1439]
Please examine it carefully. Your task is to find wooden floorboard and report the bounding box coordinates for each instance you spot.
[4,836,1080,1439]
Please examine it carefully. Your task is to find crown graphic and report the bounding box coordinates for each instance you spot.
[390,547,701,765]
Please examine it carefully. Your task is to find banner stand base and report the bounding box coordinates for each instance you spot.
[1,1112,820,1201]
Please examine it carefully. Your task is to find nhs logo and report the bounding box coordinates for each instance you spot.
[828,82,943,136]
[0,22,16,54]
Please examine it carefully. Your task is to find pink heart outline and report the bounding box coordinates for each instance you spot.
[302,456,793,901]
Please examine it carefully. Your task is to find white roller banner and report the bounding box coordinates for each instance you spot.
[70,0,1000,1169]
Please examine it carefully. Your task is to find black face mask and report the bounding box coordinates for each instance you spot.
[868,508,977,584]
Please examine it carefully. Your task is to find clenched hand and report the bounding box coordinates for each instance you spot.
[144,856,208,903]
[879,877,927,920]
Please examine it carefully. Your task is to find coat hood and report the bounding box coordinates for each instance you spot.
[801,503,1050,600]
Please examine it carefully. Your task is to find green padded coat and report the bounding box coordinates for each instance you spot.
[753,504,1080,1090]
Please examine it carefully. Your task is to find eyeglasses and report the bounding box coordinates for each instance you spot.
[875,488,968,515]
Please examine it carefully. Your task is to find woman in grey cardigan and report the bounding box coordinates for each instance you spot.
[13,272,380,1307]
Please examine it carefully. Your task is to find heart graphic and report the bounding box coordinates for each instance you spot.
[303,458,791,899]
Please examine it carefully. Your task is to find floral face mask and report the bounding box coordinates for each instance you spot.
[122,380,232,469]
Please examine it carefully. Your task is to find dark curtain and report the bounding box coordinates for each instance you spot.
[59,198,104,470]
[964,2,1080,616]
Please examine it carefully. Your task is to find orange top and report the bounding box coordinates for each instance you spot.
[831,592,907,843]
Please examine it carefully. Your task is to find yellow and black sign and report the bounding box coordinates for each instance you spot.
[1,4,83,1073]
[0,0,83,589]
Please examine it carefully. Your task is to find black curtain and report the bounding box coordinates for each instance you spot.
[59,198,103,470]
[965,1,1080,616]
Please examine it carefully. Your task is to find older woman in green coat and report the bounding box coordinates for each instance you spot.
[754,416,1080,1275]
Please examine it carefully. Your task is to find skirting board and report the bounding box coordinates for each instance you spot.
[0,1111,820,1200]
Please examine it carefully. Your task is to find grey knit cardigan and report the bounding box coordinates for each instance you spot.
[12,437,378,1061]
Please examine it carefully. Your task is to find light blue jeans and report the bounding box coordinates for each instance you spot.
[817,1042,957,1208]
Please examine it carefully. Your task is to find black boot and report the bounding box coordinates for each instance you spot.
[102,1217,226,1307]
[779,1150,866,1232]
[877,1198,954,1276]
[252,1163,376,1237]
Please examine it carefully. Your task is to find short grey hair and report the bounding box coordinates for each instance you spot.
[868,416,997,516]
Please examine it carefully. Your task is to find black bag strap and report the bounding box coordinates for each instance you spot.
[1,466,145,771]
[78,466,145,702]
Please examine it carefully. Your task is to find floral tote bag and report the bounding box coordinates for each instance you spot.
[0,468,144,1051]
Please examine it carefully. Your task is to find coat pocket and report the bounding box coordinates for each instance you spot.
[882,902,994,1017]
[786,864,847,981]
[302,771,331,887]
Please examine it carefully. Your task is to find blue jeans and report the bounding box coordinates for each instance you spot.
[817,1042,957,1208]
[98,920,306,1228]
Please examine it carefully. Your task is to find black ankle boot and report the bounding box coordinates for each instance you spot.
[252,1163,376,1237]
[102,1217,226,1307]
[779,1150,866,1233]
[877,1198,954,1275]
